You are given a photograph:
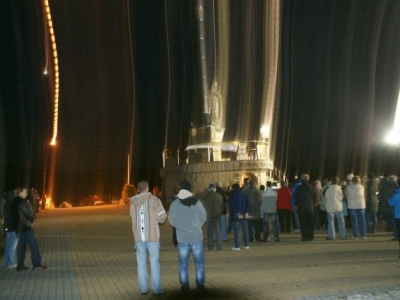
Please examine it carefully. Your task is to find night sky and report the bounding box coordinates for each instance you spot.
[1,0,400,205]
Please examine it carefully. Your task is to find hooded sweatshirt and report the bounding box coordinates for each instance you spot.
[129,192,167,243]
[169,189,206,243]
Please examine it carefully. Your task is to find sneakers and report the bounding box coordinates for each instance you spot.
[33,265,48,271]
[7,264,17,269]
[231,247,240,251]
[274,237,280,242]
[243,246,250,250]
[352,237,359,240]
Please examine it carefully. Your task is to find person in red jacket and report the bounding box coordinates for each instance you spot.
[277,181,293,234]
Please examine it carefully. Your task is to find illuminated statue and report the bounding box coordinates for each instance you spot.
[207,80,222,129]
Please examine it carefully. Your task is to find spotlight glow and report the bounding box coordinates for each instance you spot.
[386,89,400,146]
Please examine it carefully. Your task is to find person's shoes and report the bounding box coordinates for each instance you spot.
[223,239,229,242]
[301,239,307,242]
[274,237,280,242]
[294,229,300,233]
[140,292,148,296]
[196,286,206,294]
[352,236,359,240]
[231,247,240,251]
[180,286,190,293]
[325,237,334,241]
[243,246,250,250]
[308,239,314,242]
[153,289,166,296]
[33,265,48,271]
[7,264,17,269]
[16,266,29,272]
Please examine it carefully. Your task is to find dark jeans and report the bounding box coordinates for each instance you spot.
[248,219,262,242]
[299,211,314,241]
[17,229,42,269]
[277,209,291,233]
[206,218,222,250]
[395,219,400,246]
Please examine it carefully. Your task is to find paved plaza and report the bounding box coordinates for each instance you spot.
[1,205,400,299]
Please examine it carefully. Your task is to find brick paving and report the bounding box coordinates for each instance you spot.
[1,205,400,299]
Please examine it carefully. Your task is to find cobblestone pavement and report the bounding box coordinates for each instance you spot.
[1,205,399,299]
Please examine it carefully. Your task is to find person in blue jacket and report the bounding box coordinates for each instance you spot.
[388,177,400,262]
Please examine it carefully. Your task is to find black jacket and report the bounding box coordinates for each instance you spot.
[11,197,35,233]
[294,180,314,213]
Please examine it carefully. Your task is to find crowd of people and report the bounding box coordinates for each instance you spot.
[1,187,47,272]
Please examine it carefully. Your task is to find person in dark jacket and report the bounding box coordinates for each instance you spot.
[11,187,47,272]
[243,180,262,243]
[229,183,250,250]
[215,181,229,241]
[294,174,314,242]
[201,183,223,251]
[3,190,19,268]
[366,172,379,233]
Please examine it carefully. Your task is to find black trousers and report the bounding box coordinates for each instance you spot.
[248,219,262,242]
[299,211,314,241]
[277,209,291,233]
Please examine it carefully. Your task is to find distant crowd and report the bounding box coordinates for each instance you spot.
[126,173,400,296]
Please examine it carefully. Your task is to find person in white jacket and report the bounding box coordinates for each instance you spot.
[324,177,346,240]
[345,176,366,239]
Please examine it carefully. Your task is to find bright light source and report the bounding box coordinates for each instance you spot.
[260,125,270,138]
[385,130,400,145]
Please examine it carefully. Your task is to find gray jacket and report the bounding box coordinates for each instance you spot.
[169,190,206,243]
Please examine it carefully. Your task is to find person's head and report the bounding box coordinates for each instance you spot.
[280,180,287,187]
[243,178,249,185]
[323,178,330,186]
[249,179,255,187]
[331,176,340,185]
[137,181,149,193]
[180,180,192,192]
[266,181,272,188]
[314,180,321,189]
[208,183,216,191]
[301,174,309,182]
[15,187,28,199]
[367,172,375,180]
[347,173,354,181]
[232,183,240,191]
[216,181,223,188]
[352,176,361,184]
[259,185,265,191]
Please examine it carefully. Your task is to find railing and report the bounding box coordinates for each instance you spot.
[162,140,270,167]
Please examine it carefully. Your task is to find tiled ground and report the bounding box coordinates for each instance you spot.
[1,205,400,299]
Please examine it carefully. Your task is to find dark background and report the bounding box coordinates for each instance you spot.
[1,0,400,205]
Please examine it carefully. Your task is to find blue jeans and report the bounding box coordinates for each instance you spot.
[366,212,377,233]
[263,213,279,239]
[293,206,300,230]
[178,242,205,290]
[135,242,163,294]
[17,229,42,269]
[232,220,249,248]
[327,212,346,239]
[4,231,18,267]
[220,215,228,240]
[206,218,221,250]
[348,209,366,238]
[213,215,228,241]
